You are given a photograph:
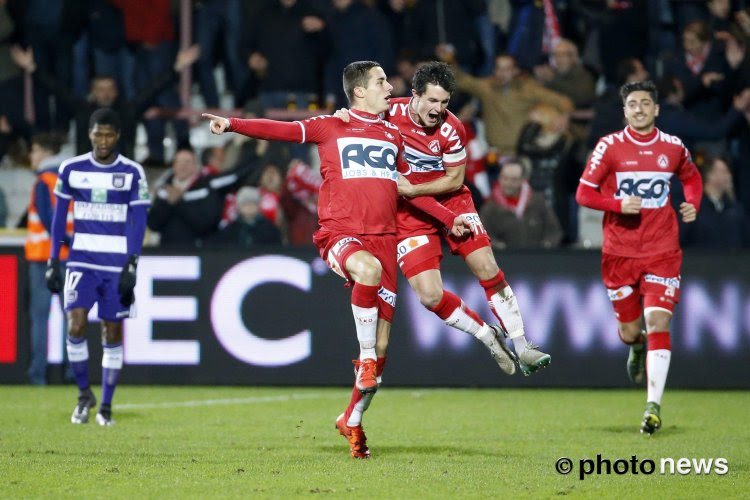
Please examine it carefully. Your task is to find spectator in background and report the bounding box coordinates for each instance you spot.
[213,186,282,247]
[517,102,582,245]
[661,20,730,123]
[480,157,562,249]
[655,75,750,154]
[257,163,285,228]
[682,155,749,250]
[534,38,597,111]
[0,0,31,162]
[441,50,573,156]
[195,0,248,108]
[25,133,70,385]
[147,148,251,246]
[281,158,320,246]
[10,44,199,158]
[325,0,395,109]
[244,0,328,110]
[0,185,7,226]
[110,0,190,164]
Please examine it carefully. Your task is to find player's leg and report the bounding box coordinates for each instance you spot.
[93,271,134,426]
[408,268,517,374]
[63,267,98,424]
[344,249,382,394]
[67,307,96,424]
[638,252,682,435]
[463,246,550,375]
[96,320,123,426]
[609,283,647,384]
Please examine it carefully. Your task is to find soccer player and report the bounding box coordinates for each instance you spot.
[46,108,150,426]
[203,61,486,459]
[336,62,551,376]
[576,80,702,434]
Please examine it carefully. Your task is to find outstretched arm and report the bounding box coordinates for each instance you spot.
[202,113,304,142]
[398,165,465,197]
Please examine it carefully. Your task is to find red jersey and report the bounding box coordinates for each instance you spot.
[297,110,407,235]
[580,127,701,257]
[386,97,470,237]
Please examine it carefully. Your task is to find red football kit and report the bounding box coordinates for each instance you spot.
[386,97,491,278]
[577,126,703,320]
[228,110,455,320]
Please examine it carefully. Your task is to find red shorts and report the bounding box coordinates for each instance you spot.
[396,190,491,279]
[601,249,682,323]
[313,228,398,321]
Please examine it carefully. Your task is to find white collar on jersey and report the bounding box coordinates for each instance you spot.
[349,109,382,123]
[87,152,123,168]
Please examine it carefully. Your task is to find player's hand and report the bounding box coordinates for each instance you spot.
[621,196,642,214]
[397,175,415,197]
[680,202,697,223]
[45,258,62,293]
[201,113,230,135]
[450,215,473,238]
[333,108,350,123]
[174,44,200,72]
[118,255,138,306]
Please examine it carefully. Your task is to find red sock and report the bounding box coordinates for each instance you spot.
[351,282,379,308]
[647,331,671,350]
[479,270,507,296]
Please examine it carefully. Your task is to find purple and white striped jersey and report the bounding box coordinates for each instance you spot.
[54,152,149,273]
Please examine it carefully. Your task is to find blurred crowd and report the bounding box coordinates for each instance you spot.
[1,0,749,249]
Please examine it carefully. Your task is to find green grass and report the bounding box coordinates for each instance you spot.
[0,386,747,498]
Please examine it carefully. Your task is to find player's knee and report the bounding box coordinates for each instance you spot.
[618,323,642,343]
[471,257,500,281]
[645,312,671,333]
[353,257,382,285]
[67,321,86,338]
[417,286,443,310]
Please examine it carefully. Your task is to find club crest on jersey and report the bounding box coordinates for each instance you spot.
[112,173,126,189]
[657,154,669,169]
[428,140,440,154]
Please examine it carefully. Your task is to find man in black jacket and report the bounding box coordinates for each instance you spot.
[147,148,252,246]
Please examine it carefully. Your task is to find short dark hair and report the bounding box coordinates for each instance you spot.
[620,80,658,104]
[343,61,381,104]
[31,133,62,155]
[412,61,456,95]
[89,107,121,132]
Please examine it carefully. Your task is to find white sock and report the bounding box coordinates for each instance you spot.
[347,392,374,427]
[489,285,527,350]
[646,349,671,405]
[443,304,483,336]
[352,304,377,361]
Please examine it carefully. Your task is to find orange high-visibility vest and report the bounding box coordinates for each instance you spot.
[24,170,73,262]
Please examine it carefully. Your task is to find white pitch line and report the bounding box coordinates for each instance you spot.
[117,392,342,410]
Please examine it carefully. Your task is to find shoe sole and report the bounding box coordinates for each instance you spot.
[519,354,551,376]
[355,385,378,395]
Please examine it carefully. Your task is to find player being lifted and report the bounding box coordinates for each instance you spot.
[46,108,150,426]
[576,80,702,434]
[202,61,492,459]
[336,62,551,376]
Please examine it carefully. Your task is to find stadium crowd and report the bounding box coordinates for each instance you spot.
[1,0,749,249]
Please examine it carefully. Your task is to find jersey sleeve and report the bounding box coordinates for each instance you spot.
[130,165,151,206]
[676,145,703,209]
[296,115,336,144]
[54,164,72,199]
[579,139,612,188]
[442,118,467,168]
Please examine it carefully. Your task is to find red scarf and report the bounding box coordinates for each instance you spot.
[685,43,711,76]
[492,181,532,218]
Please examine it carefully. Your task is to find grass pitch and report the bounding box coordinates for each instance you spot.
[0,386,747,498]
